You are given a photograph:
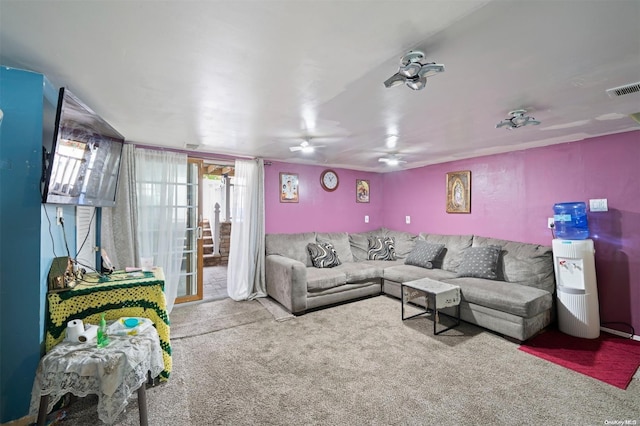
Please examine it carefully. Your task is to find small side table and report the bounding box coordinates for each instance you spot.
[30,326,164,425]
[401,278,461,335]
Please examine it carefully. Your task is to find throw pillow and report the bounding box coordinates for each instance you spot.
[307,242,342,268]
[456,245,502,280]
[404,241,445,269]
[367,236,397,261]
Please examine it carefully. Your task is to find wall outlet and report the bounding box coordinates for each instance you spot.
[56,207,63,225]
[589,198,608,212]
[405,215,411,224]
[364,215,369,223]
[548,217,555,229]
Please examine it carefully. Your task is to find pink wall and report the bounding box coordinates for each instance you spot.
[263,132,639,335]
[381,131,640,336]
[140,101,639,334]
[264,161,384,234]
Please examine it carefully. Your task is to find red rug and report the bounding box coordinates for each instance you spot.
[519,329,640,389]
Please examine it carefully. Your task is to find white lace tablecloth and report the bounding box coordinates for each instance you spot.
[29,325,164,424]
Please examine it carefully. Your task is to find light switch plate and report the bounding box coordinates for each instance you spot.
[548,218,555,229]
[364,215,369,223]
[405,215,411,224]
[589,198,608,212]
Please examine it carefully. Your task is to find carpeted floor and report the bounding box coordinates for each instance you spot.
[52,296,640,425]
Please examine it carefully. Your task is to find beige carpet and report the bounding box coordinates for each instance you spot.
[54,296,640,425]
[169,298,273,339]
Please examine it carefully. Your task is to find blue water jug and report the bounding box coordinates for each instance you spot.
[553,202,589,240]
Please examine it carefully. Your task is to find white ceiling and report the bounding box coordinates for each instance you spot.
[2,0,639,171]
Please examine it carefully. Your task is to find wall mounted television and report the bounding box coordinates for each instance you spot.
[42,87,125,207]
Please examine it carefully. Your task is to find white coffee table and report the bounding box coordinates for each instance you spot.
[401,277,461,335]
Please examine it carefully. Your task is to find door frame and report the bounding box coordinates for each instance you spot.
[175,157,204,304]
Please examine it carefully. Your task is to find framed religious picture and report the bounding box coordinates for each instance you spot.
[446,170,471,213]
[356,179,370,203]
[280,172,299,203]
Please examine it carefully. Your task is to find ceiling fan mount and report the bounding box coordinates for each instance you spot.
[378,154,407,166]
[384,50,445,91]
[496,109,541,129]
[289,138,325,153]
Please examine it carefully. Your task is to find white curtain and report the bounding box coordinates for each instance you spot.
[101,144,138,270]
[227,158,266,300]
[134,148,188,312]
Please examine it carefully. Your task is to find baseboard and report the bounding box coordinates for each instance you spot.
[1,414,35,426]
[601,326,640,341]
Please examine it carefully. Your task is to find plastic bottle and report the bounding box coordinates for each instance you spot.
[553,202,589,240]
[97,313,110,348]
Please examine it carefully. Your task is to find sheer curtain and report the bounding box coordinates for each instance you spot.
[101,144,138,270]
[134,148,188,312]
[227,158,266,300]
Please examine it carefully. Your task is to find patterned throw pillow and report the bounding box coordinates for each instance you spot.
[307,242,342,268]
[404,241,445,269]
[456,245,502,280]
[367,236,397,261]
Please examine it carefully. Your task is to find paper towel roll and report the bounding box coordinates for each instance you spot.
[78,324,98,343]
[66,319,84,342]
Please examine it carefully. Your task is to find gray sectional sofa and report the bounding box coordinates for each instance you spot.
[265,228,555,342]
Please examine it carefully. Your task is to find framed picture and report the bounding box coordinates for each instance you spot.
[280,172,299,203]
[446,170,471,213]
[356,179,370,203]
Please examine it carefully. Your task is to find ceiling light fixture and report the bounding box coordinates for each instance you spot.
[384,50,445,91]
[496,109,541,130]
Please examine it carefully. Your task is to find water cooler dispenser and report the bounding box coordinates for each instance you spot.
[552,202,600,338]
[553,239,600,338]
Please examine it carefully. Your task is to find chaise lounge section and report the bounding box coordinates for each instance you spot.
[265,228,555,341]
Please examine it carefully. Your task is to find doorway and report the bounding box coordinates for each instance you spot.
[175,159,234,305]
[199,162,234,301]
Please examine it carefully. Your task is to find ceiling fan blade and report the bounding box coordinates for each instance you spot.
[417,63,445,78]
[289,146,302,152]
[383,73,405,88]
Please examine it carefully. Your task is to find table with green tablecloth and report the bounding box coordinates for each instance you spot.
[46,268,171,379]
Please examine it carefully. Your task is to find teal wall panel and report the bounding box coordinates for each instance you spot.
[0,66,45,422]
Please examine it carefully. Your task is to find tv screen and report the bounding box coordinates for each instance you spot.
[42,88,124,207]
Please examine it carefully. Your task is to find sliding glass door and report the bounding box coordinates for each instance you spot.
[175,158,203,304]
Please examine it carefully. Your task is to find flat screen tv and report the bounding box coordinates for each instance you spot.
[42,87,124,207]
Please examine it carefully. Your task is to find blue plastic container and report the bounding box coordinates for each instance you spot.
[553,202,589,240]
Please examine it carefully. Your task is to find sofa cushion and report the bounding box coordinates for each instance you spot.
[383,264,458,283]
[349,229,384,262]
[307,242,341,268]
[332,262,383,282]
[443,276,553,318]
[472,236,554,292]
[404,241,445,269]
[380,228,417,258]
[419,233,473,272]
[456,245,502,280]
[306,268,347,292]
[367,236,396,260]
[266,232,317,266]
[317,232,354,263]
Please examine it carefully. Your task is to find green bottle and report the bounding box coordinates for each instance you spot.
[97,313,110,348]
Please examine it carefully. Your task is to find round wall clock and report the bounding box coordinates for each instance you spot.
[320,169,339,192]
